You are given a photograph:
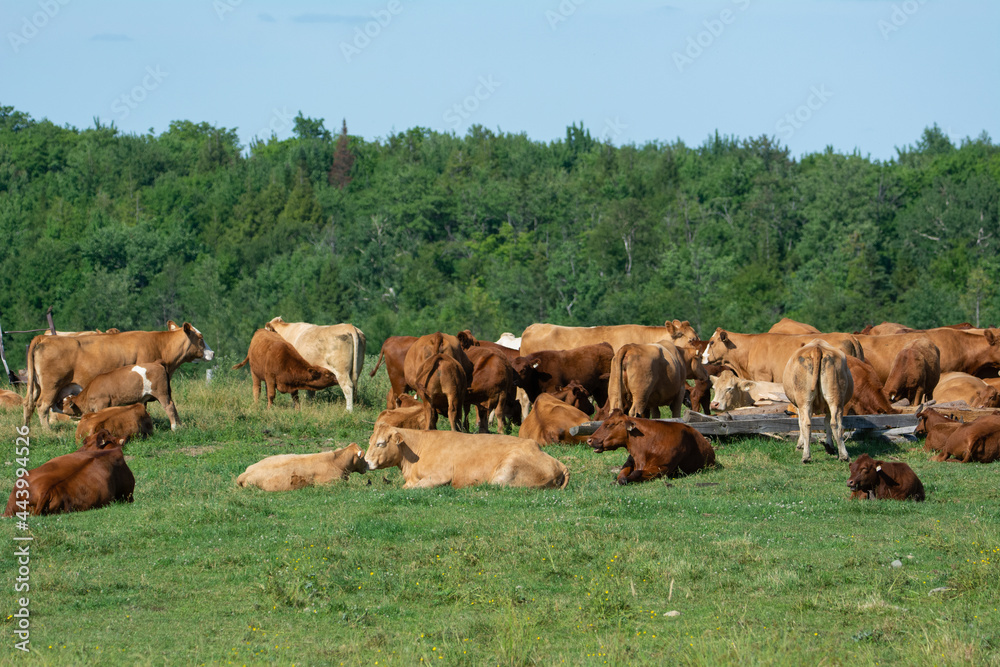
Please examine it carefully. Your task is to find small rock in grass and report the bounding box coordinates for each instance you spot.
[928,587,952,596]
[665,610,681,617]
[891,559,903,568]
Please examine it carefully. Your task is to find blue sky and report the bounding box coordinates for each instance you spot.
[2,0,996,160]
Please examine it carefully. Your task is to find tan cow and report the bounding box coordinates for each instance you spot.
[702,329,864,383]
[855,329,1000,383]
[411,353,468,431]
[519,320,699,355]
[75,403,153,443]
[375,394,427,430]
[61,362,180,430]
[933,372,1000,408]
[0,390,23,410]
[768,318,820,334]
[23,323,212,428]
[236,444,367,491]
[365,424,569,489]
[265,317,366,411]
[518,393,591,445]
[782,340,853,463]
[608,340,687,419]
[710,370,787,411]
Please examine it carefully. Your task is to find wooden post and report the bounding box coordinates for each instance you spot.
[46,306,56,335]
[0,313,11,385]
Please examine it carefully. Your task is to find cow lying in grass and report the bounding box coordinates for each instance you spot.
[846,454,925,501]
[237,444,367,491]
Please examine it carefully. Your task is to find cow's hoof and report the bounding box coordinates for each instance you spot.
[801,458,812,464]
[839,455,850,462]
[824,446,837,456]
[795,443,804,450]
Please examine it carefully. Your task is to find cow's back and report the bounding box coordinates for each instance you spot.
[520,323,696,355]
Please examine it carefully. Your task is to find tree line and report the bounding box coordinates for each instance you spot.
[1,104,997,371]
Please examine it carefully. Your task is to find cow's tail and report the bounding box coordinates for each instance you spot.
[608,346,627,413]
[819,346,852,406]
[232,354,250,370]
[351,327,365,387]
[369,345,385,378]
[22,336,42,427]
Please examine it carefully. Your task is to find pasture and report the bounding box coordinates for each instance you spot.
[2,360,999,666]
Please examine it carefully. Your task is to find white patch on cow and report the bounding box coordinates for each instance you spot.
[701,349,710,365]
[132,365,153,398]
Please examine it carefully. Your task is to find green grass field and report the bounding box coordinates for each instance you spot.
[2,359,999,666]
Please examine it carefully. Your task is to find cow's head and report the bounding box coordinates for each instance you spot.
[556,381,594,415]
[176,322,215,362]
[846,453,880,493]
[701,328,733,366]
[456,330,477,349]
[265,316,285,333]
[665,319,699,345]
[343,443,368,475]
[710,371,753,412]
[365,425,406,470]
[587,409,635,453]
[511,356,549,396]
[973,386,1000,409]
[302,367,338,390]
[77,428,128,452]
[61,395,84,418]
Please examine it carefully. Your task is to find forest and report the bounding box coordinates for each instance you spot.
[0,104,997,367]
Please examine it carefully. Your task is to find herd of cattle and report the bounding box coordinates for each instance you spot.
[5,315,1000,517]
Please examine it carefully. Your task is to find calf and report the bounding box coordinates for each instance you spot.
[518,393,591,446]
[413,353,468,432]
[512,342,614,407]
[375,395,427,430]
[237,444,367,491]
[75,403,153,443]
[365,423,569,489]
[846,453,925,501]
[933,415,1000,463]
[465,346,520,434]
[934,372,1000,408]
[0,390,23,410]
[233,329,337,408]
[3,444,134,516]
[845,356,898,415]
[710,370,787,412]
[883,338,940,406]
[369,335,418,408]
[587,409,715,484]
[548,381,595,415]
[783,340,853,463]
[62,361,180,430]
[914,407,963,453]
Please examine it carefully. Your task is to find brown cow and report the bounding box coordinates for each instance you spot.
[403,333,474,405]
[4,444,134,516]
[587,409,715,484]
[548,381,595,415]
[375,395,427,430]
[519,393,592,446]
[933,415,1000,463]
[512,343,614,406]
[412,353,468,432]
[855,329,1000,383]
[782,340,853,463]
[914,407,963,453]
[867,322,914,335]
[608,341,687,419]
[23,322,213,428]
[702,329,865,383]
[0,390,23,410]
[61,362,180,430]
[846,454,925,501]
[845,357,898,415]
[233,329,337,408]
[768,318,821,334]
[365,424,569,489]
[465,346,520,434]
[75,403,153,443]
[236,444,367,491]
[882,338,940,406]
[933,372,1000,408]
[369,335,418,408]
[76,429,128,452]
[519,320,699,355]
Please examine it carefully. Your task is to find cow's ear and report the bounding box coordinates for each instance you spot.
[183,322,194,334]
[875,465,882,472]
[718,330,728,342]
[531,360,540,369]
[986,329,999,345]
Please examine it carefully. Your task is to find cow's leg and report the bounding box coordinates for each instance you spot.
[447,397,462,433]
[797,408,813,463]
[404,475,449,489]
[341,379,355,412]
[823,416,838,456]
[616,454,637,483]
[913,387,925,406]
[251,370,262,404]
[291,391,301,410]
[476,405,490,433]
[386,388,397,410]
[156,395,182,430]
[265,377,276,408]
[830,409,849,461]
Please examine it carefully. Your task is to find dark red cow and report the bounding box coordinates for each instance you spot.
[846,453,925,501]
[845,357,899,415]
[587,409,716,484]
[465,346,520,434]
[548,381,595,415]
[915,407,963,453]
[883,338,940,406]
[934,414,1000,463]
[232,329,337,408]
[368,335,418,408]
[4,440,134,516]
[512,342,614,407]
